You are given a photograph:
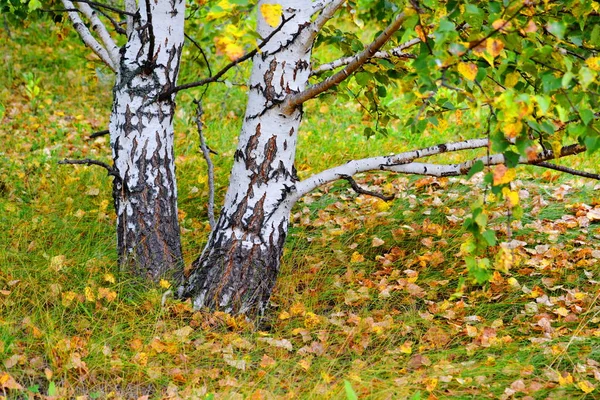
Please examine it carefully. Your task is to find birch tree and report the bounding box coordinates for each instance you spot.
[178,0,600,315]
[59,0,186,278]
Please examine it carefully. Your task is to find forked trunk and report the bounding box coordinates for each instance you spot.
[179,0,314,315]
[109,0,185,279]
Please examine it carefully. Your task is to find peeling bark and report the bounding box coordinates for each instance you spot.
[179,0,315,315]
[109,0,185,279]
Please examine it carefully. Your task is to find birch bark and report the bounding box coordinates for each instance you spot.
[179,0,315,315]
[110,0,186,279]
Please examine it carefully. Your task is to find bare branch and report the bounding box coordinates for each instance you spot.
[283,11,407,112]
[533,161,600,180]
[291,139,587,201]
[312,38,420,76]
[62,0,117,71]
[76,1,120,66]
[160,14,295,100]
[58,158,117,177]
[341,175,394,201]
[195,100,216,229]
[89,129,109,139]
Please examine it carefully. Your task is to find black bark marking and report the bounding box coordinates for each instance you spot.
[257,136,277,184]
[263,59,278,102]
[247,193,267,234]
[244,124,261,169]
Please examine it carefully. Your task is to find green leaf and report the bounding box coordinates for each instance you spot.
[466,160,484,179]
[503,151,520,168]
[344,380,358,400]
[48,382,57,396]
[580,109,594,126]
[482,230,497,246]
[546,21,566,39]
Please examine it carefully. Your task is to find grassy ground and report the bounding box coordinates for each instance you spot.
[1,18,600,399]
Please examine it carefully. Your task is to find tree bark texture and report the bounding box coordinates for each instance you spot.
[109,0,185,279]
[179,0,315,315]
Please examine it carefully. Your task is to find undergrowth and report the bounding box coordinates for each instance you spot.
[0,18,599,400]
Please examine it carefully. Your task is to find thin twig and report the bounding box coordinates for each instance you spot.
[195,100,216,229]
[89,129,110,139]
[161,14,295,99]
[58,158,118,177]
[341,175,394,201]
[533,161,600,180]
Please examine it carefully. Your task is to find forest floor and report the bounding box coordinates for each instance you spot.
[1,19,600,400]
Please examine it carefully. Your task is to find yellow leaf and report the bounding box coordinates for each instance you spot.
[504,72,520,88]
[425,377,438,392]
[486,38,504,58]
[260,3,282,28]
[457,62,478,81]
[558,372,573,386]
[374,199,390,212]
[577,380,595,394]
[103,273,115,284]
[554,307,569,317]
[159,279,171,289]
[503,120,522,139]
[0,372,23,390]
[400,341,412,354]
[586,57,600,71]
[84,286,95,302]
[350,251,365,263]
[61,291,77,306]
[492,164,516,185]
[502,187,519,207]
[224,42,244,61]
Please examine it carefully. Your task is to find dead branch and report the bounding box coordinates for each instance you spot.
[71,0,134,16]
[341,175,394,201]
[89,129,109,139]
[58,158,118,177]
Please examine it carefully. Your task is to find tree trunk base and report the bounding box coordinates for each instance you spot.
[178,226,285,316]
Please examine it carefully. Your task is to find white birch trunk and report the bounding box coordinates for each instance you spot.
[110,0,186,279]
[179,0,315,315]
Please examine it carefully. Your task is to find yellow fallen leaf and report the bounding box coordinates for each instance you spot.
[457,62,478,81]
[84,286,95,302]
[400,341,412,354]
[103,273,115,284]
[350,251,365,263]
[260,3,282,27]
[502,187,519,207]
[558,372,573,386]
[577,380,595,394]
[159,279,171,289]
[0,372,23,390]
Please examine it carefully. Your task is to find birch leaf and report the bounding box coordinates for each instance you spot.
[458,62,478,81]
[260,3,282,27]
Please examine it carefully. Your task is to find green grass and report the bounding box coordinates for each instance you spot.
[1,17,600,399]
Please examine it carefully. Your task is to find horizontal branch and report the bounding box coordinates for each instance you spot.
[291,138,489,201]
[159,13,295,100]
[283,11,407,112]
[311,37,420,76]
[342,175,394,201]
[291,140,587,201]
[533,161,600,180]
[58,158,118,177]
